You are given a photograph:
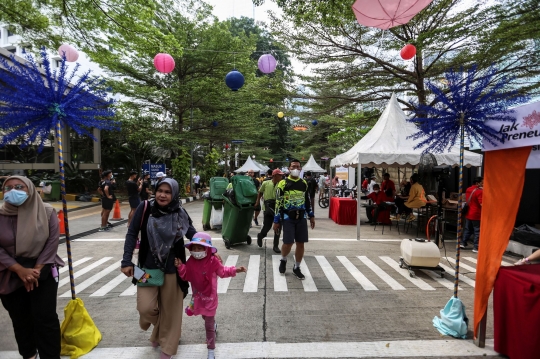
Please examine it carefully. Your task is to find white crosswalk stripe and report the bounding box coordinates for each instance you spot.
[243,255,260,293]
[315,256,347,291]
[217,255,239,293]
[58,257,112,288]
[53,254,505,298]
[379,256,435,291]
[462,256,513,267]
[337,256,377,290]
[59,257,92,274]
[357,256,405,290]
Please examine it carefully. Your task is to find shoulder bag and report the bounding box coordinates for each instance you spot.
[462,188,478,216]
[135,201,166,287]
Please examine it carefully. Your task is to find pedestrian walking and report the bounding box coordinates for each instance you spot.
[155,171,166,188]
[256,169,284,253]
[318,172,328,200]
[193,172,201,195]
[175,233,246,359]
[125,171,142,226]
[121,178,195,359]
[98,170,116,232]
[247,169,261,225]
[274,159,315,279]
[140,172,152,201]
[0,176,64,359]
[461,176,483,253]
[304,171,317,214]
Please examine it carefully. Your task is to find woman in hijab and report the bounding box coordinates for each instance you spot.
[0,176,64,359]
[121,178,196,359]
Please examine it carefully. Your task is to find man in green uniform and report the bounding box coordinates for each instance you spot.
[256,169,284,253]
[273,159,315,279]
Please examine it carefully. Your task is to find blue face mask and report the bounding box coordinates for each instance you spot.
[4,189,29,206]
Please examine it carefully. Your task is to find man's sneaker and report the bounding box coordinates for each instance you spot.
[257,234,263,248]
[273,246,281,254]
[254,218,259,226]
[279,259,287,274]
[98,227,110,232]
[292,266,305,280]
[459,244,467,249]
[472,249,478,253]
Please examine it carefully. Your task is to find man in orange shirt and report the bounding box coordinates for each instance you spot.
[461,177,483,253]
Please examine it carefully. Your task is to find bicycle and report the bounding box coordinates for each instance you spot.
[318,187,329,208]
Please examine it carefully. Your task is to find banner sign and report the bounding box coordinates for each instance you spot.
[526,145,540,169]
[142,163,166,180]
[335,166,349,184]
[483,101,540,151]
[231,140,245,144]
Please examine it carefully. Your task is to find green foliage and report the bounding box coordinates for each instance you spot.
[202,147,220,182]
[171,149,191,194]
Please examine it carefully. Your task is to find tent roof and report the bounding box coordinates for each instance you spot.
[330,93,483,168]
[302,154,326,172]
[252,159,270,172]
[235,157,263,173]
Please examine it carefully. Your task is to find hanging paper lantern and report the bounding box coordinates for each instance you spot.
[252,155,256,159]
[153,53,175,73]
[258,54,277,74]
[400,44,416,60]
[270,159,273,162]
[225,69,245,91]
[225,144,230,150]
[312,120,318,126]
[277,112,284,118]
[58,44,79,62]
[212,121,218,127]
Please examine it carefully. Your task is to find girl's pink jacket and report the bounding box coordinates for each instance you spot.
[177,251,236,316]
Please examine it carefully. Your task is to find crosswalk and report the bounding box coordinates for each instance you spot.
[55,254,513,299]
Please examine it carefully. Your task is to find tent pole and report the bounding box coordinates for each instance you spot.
[357,153,361,241]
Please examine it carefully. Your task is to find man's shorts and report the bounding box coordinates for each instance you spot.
[282,217,309,244]
[102,198,114,210]
[128,196,141,209]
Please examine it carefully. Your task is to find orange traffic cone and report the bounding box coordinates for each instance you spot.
[58,210,66,235]
[111,199,123,221]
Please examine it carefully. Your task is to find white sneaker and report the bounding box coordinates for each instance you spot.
[208,349,215,359]
[472,249,478,253]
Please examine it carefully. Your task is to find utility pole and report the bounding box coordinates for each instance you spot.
[189,96,193,195]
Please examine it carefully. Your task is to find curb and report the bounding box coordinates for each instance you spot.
[58,195,199,244]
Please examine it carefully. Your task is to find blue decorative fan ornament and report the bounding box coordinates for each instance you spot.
[408,65,528,153]
[0,48,116,303]
[408,65,528,340]
[0,47,117,152]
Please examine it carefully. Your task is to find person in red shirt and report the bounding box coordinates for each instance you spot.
[461,176,483,252]
[361,184,393,224]
[380,173,396,197]
[361,177,369,193]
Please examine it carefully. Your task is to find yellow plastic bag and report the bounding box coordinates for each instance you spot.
[60,298,102,359]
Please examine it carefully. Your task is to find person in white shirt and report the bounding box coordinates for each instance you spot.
[193,172,201,194]
[367,174,378,194]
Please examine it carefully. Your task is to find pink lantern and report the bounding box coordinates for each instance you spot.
[352,0,433,30]
[400,44,416,60]
[153,53,175,73]
[258,54,277,74]
[58,44,79,62]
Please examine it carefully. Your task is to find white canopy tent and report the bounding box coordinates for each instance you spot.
[302,154,326,172]
[234,156,263,173]
[252,159,270,173]
[329,93,483,240]
[331,93,483,168]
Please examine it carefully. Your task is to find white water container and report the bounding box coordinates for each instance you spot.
[400,238,441,267]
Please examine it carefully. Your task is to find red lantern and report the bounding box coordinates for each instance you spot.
[225,144,230,150]
[400,44,416,60]
[270,159,273,162]
[153,53,175,73]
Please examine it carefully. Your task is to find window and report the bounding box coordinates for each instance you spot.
[7,29,14,37]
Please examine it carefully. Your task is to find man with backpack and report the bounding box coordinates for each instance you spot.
[273,159,315,280]
[256,169,284,253]
[461,176,483,252]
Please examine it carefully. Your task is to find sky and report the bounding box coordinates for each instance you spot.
[203,0,281,22]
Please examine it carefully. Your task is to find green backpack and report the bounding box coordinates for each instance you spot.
[231,175,258,206]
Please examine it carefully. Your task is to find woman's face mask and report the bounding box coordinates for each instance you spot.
[4,189,29,206]
[190,250,207,260]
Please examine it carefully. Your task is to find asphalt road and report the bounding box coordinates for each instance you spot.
[0,199,506,358]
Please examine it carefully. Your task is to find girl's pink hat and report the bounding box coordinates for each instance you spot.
[185,232,217,253]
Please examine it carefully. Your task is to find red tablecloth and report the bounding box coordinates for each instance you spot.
[494,263,540,359]
[329,197,357,225]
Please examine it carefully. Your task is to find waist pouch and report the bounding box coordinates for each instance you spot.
[285,209,305,220]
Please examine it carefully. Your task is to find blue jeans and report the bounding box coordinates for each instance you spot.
[462,219,480,249]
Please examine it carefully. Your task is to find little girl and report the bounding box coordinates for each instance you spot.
[175,233,246,359]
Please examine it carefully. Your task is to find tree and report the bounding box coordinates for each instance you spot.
[264,0,540,112]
